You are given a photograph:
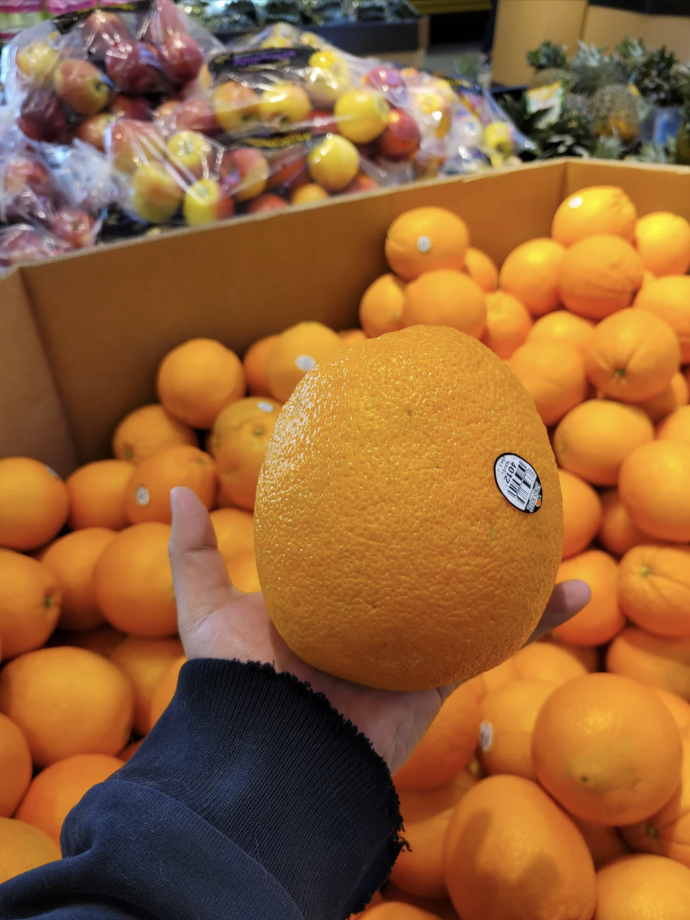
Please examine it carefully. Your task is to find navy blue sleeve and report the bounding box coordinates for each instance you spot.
[0,659,403,920]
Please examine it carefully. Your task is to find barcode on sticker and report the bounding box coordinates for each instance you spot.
[494,453,542,514]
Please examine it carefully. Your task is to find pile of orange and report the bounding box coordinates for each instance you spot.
[1,186,690,920]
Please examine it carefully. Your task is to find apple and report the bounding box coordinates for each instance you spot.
[106,40,160,95]
[0,227,69,266]
[344,172,379,194]
[160,33,202,87]
[183,178,234,226]
[50,208,96,248]
[110,93,152,120]
[221,148,268,202]
[172,98,219,135]
[131,162,183,223]
[377,108,421,161]
[259,83,311,126]
[411,88,451,139]
[306,134,359,192]
[167,130,213,179]
[83,10,131,57]
[77,112,117,151]
[246,194,288,214]
[310,110,338,136]
[212,82,260,133]
[143,0,189,43]
[18,89,67,143]
[266,147,308,191]
[109,120,166,173]
[15,41,60,84]
[290,183,329,205]
[334,90,389,144]
[4,157,52,197]
[54,59,110,115]
[363,65,406,102]
[306,50,350,109]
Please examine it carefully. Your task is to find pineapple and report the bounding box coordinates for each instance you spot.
[591,84,640,143]
[530,68,572,90]
[526,41,568,71]
[570,42,628,96]
[563,93,590,119]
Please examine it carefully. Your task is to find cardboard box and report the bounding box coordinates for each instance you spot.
[3,158,690,476]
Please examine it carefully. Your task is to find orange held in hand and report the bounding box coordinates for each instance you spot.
[558,235,644,319]
[634,275,690,363]
[0,550,61,660]
[498,238,565,317]
[124,445,217,525]
[507,341,587,426]
[559,469,602,559]
[584,308,680,403]
[618,545,690,638]
[112,404,198,465]
[359,273,406,338]
[67,460,133,531]
[618,440,690,542]
[385,207,469,281]
[156,338,245,429]
[255,326,564,691]
[533,672,683,825]
[402,270,486,338]
[444,774,596,920]
[0,458,69,552]
[40,528,115,632]
[551,186,637,246]
[554,549,624,646]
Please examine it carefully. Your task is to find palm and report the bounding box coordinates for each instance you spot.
[171,488,590,775]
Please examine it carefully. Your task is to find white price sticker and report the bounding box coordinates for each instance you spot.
[494,453,542,514]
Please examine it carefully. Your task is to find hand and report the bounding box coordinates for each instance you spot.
[169,487,590,775]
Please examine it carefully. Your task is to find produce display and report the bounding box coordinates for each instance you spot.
[2,184,690,919]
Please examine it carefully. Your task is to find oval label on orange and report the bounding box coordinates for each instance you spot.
[494,453,542,514]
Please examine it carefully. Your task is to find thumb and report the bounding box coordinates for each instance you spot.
[169,486,239,639]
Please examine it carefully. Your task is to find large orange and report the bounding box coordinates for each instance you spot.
[385,207,469,281]
[443,775,596,920]
[558,235,644,319]
[0,646,134,767]
[391,771,477,899]
[149,655,186,727]
[112,404,198,464]
[212,397,282,510]
[571,819,628,870]
[511,641,588,684]
[0,713,32,818]
[559,469,602,558]
[553,550,624,646]
[255,326,564,691]
[637,371,688,423]
[584,309,680,403]
[402,271,486,339]
[0,458,69,552]
[657,404,690,444]
[498,238,565,317]
[464,247,497,293]
[266,321,343,403]
[39,528,115,632]
[124,445,217,525]
[480,291,532,359]
[0,818,60,885]
[552,186,637,246]
[16,753,123,844]
[635,276,690,363]
[618,545,690,638]
[243,334,278,398]
[594,853,690,920]
[526,309,595,354]
[209,507,254,561]
[478,678,559,780]
[94,523,177,638]
[0,550,61,659]
[359,273,406,338]
[394,679,482,792]
[619,440,690,542]
[534,673,683,825]
[111,636,184,734]
[156,338,245,429]
[554,399,654,485]
[634,211,690,277]
[598,488,650,557]
[67,460,133,531]
[507,340,587,425]
[607,625,690,700]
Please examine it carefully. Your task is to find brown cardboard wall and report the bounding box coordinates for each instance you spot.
[0,269,77,476]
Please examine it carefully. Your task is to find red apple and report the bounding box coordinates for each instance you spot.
[84,10,131,57]
[106,40,160,95]
[310,110,339,136]
[0,226,69,266]
[49,208,96,248]
[364,65,406,103]
[172,98,219,135]
[266,146,308,191]
[77,112,117,151]
[221,148,269,202]
[246,193,288,214]
[18,89,67,143]
[109,120,166,173]
[143,0,189,43]
[4,157,53,197]
[344,172,379,194]
[54,58,110,115]
[377,108,421,161]
[110,93,153,120]
[159,33,202,87]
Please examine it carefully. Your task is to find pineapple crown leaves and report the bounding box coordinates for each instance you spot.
[526,41,568,72]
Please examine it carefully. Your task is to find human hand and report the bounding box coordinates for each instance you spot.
[169,487,590,775]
